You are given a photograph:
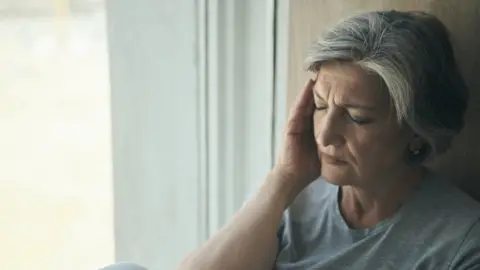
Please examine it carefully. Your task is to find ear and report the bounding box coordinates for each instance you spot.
[405,134,429,166]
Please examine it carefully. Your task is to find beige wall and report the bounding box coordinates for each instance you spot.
[287,0,480,200]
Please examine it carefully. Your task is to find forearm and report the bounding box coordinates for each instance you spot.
[177,171,292,270]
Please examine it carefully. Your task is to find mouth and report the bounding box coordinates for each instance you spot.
[320,153,347,165]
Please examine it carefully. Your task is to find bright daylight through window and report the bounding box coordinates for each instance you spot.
[0,1,114,269]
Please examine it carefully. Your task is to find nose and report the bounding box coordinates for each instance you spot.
[315,111,344,148]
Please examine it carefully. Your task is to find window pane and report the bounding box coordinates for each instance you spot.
[0,1,114,269]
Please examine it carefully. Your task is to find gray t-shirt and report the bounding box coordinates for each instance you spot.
[276,172,480,270]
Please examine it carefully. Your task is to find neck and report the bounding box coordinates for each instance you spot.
[339,167,425,229]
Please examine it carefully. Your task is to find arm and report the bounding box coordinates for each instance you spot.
[177,170,294,270]
[177,79,320,270]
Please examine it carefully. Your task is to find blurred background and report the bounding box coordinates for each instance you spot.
[0,0,113,269]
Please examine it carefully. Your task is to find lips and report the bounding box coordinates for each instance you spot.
[320,153,347,165]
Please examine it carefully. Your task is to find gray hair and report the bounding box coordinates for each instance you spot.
[306,10,468,161]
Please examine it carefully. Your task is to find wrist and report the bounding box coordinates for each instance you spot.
[261,168,302,208]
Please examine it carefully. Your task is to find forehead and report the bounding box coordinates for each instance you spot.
[314,62,388,104]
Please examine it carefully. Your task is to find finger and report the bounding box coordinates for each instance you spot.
[288,79,315,121]
[287,79,316,133]
[292,79,315,113]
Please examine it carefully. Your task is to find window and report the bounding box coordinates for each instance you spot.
[1,0,281,268]
[0,1,114,269]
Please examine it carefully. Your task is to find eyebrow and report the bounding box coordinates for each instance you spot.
[313,91,377,111]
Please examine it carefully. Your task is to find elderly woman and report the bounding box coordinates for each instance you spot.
[177,10,480,270]
[105,10,479,270]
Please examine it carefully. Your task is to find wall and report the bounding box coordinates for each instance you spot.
[286,0,480,200]
[106,0,201,268]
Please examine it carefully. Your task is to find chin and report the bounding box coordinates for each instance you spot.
[321,163,353,186]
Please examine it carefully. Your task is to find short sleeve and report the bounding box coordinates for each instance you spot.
[449,219,480,270]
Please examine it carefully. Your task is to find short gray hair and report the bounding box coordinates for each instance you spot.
[306,10,468,160]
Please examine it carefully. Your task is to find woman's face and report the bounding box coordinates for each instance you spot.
[313,62,413,188]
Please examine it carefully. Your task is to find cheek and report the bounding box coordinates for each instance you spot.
[345,129,375,154]
[347,128,407,166]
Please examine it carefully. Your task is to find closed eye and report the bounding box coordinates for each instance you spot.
[314,95,373,124]
[348,114,372,125]
[314,105,372,124]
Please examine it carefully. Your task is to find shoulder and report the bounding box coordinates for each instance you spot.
[418,172,480,235]
[277,178,337,259]
[278,178,337,237]
[412,172,480,269]
[285,178,337,223]
[448,219,480,270]
[426,173,480,220]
